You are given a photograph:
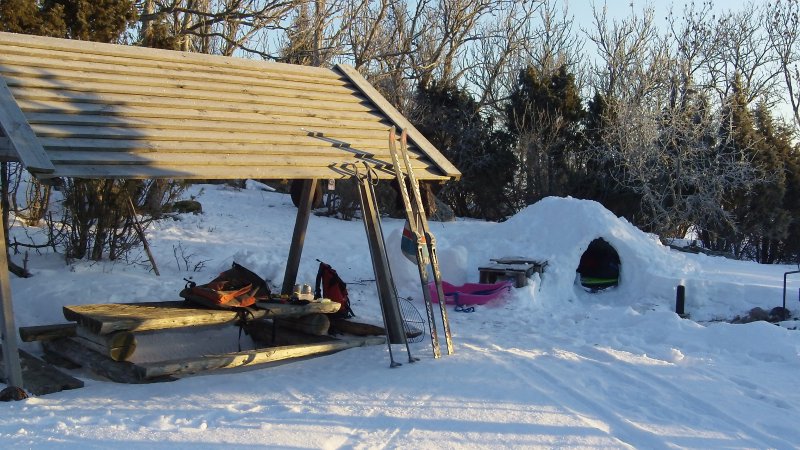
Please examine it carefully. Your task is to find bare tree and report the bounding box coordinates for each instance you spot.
[703,3,781,107]
[139,0,298,58]
[767,0,800,131]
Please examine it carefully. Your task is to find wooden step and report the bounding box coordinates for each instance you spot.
[0,346,84,395]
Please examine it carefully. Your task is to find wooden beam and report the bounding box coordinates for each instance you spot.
[22,106,390,133]
[0,32,344,85]
[0,76,54,173]
[0,136,18,160]
[19,322,77,342]
[74,327,137,362]
[42,338,146,384]
[243,320,337,346]
[0,61,356,99]
[26,116,391,142]
[136,336,386,379]
[282,179,318,295]
[336,64,461,180]
[275,313,330,336]
[13,88,376,119]
[63,300,341,334]
[5,78,372,112]
[45,162,449,182]
[357,177,407,344]
[0,198,23,388]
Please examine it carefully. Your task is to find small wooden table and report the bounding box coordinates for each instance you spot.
[478,257,546,288]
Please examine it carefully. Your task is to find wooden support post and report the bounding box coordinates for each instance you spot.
[0,198,22,388]
[356,178,406,344]
[282,179,317,295]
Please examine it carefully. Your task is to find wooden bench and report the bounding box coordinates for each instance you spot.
[478,257,546,288]
[23,299,385,383]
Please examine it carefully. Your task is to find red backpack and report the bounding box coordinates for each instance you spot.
[314,261,355,319]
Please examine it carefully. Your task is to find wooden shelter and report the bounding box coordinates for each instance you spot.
[0,32,460,389]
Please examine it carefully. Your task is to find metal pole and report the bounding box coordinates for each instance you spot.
[783,270,800,310]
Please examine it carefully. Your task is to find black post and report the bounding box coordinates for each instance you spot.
[676,285,686,317]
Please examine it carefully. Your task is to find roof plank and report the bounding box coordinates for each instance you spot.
[336,64,461,180]
[0,77,53,173]
[0,32,460,181]
[0,32,341,82]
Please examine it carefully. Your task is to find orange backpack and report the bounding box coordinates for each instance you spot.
[181,262,271,309]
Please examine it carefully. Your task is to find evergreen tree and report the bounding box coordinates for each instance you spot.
[506,65,585,204]
[744,104,793,263]
[579,91,641,220]
[704,76,759,255]
[0,0,136,42]
[413,81,516,220]
[0,0,66,36]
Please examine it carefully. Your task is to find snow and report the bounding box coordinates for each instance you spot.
[2,183,800,449]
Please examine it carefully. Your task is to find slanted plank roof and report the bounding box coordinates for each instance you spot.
[0,32,461,181]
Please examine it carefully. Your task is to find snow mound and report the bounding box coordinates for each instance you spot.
[467,197,696,309]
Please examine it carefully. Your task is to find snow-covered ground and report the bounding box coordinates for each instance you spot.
[2,182,799,449]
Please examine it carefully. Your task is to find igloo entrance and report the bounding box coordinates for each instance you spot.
[577,238,620,291]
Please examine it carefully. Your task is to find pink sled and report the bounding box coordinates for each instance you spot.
[428,280,513,306]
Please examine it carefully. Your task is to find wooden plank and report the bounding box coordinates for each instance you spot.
[62,301,341,334]
[16,97,386,124]
[22,104,391,132]
[0,76,54,173]
[0,60,357,97]
[26,114,392,141]
[19,323,77,342]
[0,346,83,395]
[46,152,431,174]
[5,77,362,108]
[29,124,397,147]
[46,162,449,182]
[42,338,146,384]
[336,64,461,180]
[243,320,337,346]
[0,32,345,84]
[40,138,390,155]
[12,86,375,115]
[136,336,386,379]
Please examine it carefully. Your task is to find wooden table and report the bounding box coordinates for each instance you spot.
[478,257,546,288]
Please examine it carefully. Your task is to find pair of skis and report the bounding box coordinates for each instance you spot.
[388,127,454,358]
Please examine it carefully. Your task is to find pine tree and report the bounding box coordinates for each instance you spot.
[413,81,516,220]
[506,65,585,204]
[0,0,66,36]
